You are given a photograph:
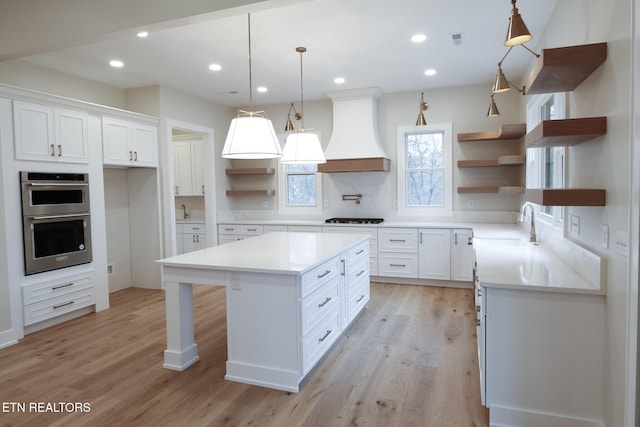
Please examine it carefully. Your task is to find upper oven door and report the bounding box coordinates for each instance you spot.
[20,171,90,215]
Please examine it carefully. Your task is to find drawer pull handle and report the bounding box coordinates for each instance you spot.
[57,144,62,157]
[52,283,73,291]
[390,263,406,267]
[319,329,332,342]
[476,305,481,313]
[50,144,55,156]
[317,270,331,279]
[356,294,365,303]
[476,319,481,327]
[225,228,234,231]
[134,151,138,161]
[390,239,406,242]
[356,269,365,277]
[247,228,257,232]
[318,297,332,308]
[129,150,133,161]
[53,301,74,310]
[356,249,365,255]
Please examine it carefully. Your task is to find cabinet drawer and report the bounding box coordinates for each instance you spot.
[347,240,369,266]
[301,276,340,335]
[263,225,287,234]
[218,224,240,234]
[378,253,419,278]
[183,223,205,233]
[302,306,340,374]
[23,272,94,305]
[240,225,263,235]
[301,256,341,298]
[24,288,95,326]
[287,225,321,233]
[378,228,418,252]
[347,256,369,284]
[347,278,370,322]
[219,235,242,244]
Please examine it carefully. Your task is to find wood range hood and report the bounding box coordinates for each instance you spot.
[318,88,390,173]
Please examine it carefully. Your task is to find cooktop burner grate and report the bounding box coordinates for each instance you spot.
[324,218,384,224]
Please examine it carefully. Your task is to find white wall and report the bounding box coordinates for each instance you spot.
[530,1,632,426]
[103,169,133,293]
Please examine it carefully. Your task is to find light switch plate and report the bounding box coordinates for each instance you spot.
[601,224,609,249]
[570,215,580,236]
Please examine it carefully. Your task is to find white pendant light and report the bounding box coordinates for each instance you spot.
[221,14,282,159]
[281,47,326,164]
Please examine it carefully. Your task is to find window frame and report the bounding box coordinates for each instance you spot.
[526,92,567,229]
[397,122,453,217]
[277,132,323,215]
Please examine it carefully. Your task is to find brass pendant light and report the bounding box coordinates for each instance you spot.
[487,94,500,117]
[505,0,533,46]
[284,102,301,132]
[415,92,428,126]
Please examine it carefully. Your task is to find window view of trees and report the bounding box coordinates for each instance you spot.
[405,131,445,206]
[286,164,317,206]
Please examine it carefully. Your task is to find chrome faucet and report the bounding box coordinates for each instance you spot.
[181,204,189,220]
[520,202,537,243]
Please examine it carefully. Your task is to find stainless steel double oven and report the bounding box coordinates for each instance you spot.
[20,171,92,275]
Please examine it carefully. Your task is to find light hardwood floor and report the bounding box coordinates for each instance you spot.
[0,282,488,427]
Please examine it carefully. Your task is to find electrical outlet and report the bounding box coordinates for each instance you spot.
[467,199,475,209]
[615,231,629,257]
[262,200,268,208]
[323,199,329,209]
[601,224,609,249]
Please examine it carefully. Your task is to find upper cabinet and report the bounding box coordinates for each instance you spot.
[103,117,158,167]
[13,100,89,164]
[524,42,607,95]
[173,136,204,196]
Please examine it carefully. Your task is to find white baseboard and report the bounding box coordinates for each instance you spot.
[490,405,604,427]
[0,328,19,349]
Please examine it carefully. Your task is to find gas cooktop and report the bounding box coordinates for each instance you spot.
[325,218,384,224]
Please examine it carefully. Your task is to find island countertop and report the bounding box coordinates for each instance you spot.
[157,231,370,275]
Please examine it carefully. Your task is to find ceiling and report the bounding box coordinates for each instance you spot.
[21,0,558,108]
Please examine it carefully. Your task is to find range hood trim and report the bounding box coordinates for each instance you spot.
[317,157,390,173]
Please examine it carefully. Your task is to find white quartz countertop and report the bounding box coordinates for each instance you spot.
[157,231,369,275]
[473,235,605,295]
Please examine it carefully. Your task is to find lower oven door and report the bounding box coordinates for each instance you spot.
[23,213,93,275]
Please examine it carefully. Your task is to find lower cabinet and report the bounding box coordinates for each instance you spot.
[418,228,451,280]
[217,224,263,244]
[22,270,96,326]
[176,222,206,254]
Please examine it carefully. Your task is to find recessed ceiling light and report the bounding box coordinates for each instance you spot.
[136,31,149,38]
[411,34,427,43]
[424,69,437,76]
[109,60,124,68]
[208,63,222,71]
[334,77,345,84]
[257,86,268,93]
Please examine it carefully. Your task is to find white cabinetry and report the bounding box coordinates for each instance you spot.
[22,271,95,326]
[378,228,419,278]
[103,117,158,167]
[418,228,451,280]
[217,224,263,244]
[173,137,204,196]
[322,226,378,276]
[13,100,89,163]
[451,229,474,281]
[177,222,206,254]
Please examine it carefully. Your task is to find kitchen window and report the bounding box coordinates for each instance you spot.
[397,122,453,216]
[278,161,322,214]
[526,93,566,228]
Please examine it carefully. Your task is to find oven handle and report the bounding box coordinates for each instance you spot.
[27,182,88,187]
[31,213,89,220]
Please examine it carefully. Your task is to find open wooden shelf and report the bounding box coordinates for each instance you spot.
[525,117,607,148]
[225,168,275,175]
[457,186,524,194]
[457,124,526,142]
[525,189,606,206]
[457,155,526,168]
[226,189,276,197]
[525,42,607,95]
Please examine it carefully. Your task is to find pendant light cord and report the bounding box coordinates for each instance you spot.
[297,47,306,129]
[247,14,253,112]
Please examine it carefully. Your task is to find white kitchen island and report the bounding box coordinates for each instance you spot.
[157,231,370,392]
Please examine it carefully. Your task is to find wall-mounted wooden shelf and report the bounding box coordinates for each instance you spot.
[457,124,526,142]
[225,168,275,175]
[226,190,276,197]
[525,189,606,206]
[457,186,525,194]
[525,42,607,95]
[457,155,526,168]
[525,117,607,148]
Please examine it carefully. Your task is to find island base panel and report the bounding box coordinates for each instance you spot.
[225,361,301,393]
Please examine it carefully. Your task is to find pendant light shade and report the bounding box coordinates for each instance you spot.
[492,65,511,93]
[504,0,533,46]
[487,95,500,117]
[415,92,428,126]
[221,14,282,159]
[281,47,326,164]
